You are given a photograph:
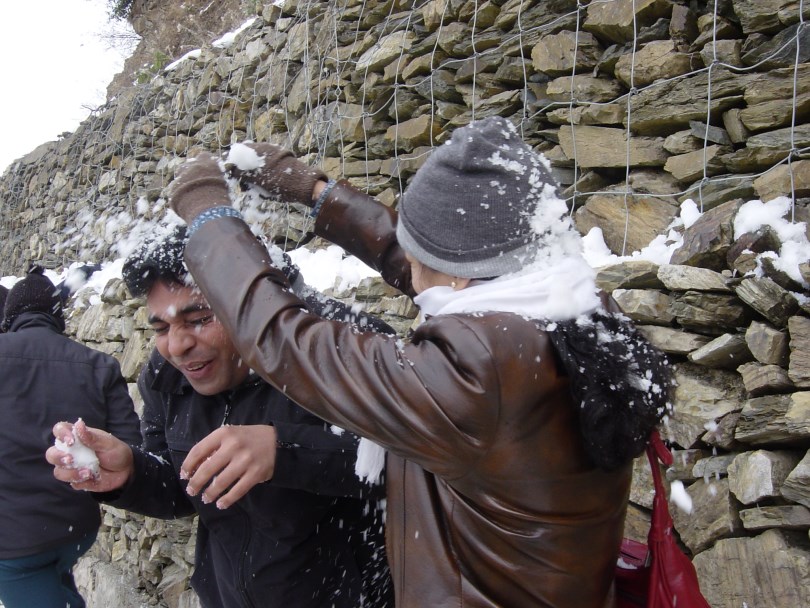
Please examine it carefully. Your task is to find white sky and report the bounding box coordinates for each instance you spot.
[0,0,136,172]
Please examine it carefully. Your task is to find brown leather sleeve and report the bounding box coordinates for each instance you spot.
[314,179,416,298]
[184,217,499,477]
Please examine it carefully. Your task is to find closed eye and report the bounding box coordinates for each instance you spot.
[189,314,215,328]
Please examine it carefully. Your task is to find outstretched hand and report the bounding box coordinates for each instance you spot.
[46,419,135,493]
[226,142,326,207]
[181,425,278,510]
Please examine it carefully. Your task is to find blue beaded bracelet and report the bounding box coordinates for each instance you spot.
[188,206,244,236]
[310,179,338,217]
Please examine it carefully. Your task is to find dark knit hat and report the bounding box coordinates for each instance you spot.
[2,265,63,331]
[396,116,560,279]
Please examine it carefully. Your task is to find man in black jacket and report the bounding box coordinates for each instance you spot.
[0,266,142,608]
[48,227,393,608]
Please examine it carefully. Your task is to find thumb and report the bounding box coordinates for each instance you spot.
[73,419,111,451]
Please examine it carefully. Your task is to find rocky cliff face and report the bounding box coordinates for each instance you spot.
[2,1,810,607]
[106,0,252,98]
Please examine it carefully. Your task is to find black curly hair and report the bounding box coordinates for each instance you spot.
[121,224,304,300]
[121,225,191,298]
[546,311,673,470]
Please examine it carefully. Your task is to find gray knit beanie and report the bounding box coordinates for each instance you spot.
[396,116,559,279]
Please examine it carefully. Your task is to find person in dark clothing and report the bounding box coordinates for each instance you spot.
[0,284,8,332]
[48,227,393,608]
[0,265,142,608]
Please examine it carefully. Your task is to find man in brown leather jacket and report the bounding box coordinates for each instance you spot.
[166,117,673,608]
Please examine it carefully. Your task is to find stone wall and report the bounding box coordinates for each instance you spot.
[597,202,810,607]
[2,0,808,273]
[2,0,810,606]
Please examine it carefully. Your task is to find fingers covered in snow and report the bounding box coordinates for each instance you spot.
[225,142,327,207]
[48,423,78,478]
[53,419,100,478]
[47,419,135,492]
[51,420,77,446]
[181,425,277,510]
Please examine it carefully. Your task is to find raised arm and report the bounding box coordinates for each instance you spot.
[225,144,415,296]
[167,153,500,478]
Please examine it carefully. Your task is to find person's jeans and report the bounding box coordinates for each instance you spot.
[0,531,97,608]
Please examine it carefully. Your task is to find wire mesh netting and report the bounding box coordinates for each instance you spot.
[0,0,807,272]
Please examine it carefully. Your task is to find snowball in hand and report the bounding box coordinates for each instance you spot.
[54,423,100,477]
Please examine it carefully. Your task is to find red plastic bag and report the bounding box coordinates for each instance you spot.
[615,431,711,608]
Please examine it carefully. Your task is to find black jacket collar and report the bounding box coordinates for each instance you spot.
[7,311,65,334]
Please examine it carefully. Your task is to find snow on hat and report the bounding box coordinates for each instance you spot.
[395,116,563,279]
[2,265,63,331]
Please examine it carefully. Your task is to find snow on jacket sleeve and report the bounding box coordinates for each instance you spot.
[246,243,397,496]
[310,180,415,297]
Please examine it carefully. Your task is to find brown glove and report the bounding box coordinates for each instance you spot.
[166,152,231,223]
[225,142,327,208]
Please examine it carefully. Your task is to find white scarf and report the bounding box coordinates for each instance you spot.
[414,254,602,321]
[354,255,601,484]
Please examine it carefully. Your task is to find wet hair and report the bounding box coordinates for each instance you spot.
[121,224,304,300]
[546,311,673,470]
[122,225,190,298]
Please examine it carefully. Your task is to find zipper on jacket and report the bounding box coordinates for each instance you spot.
[237,505,256,608]
[218,391,254,607]
[221,393,233,426]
